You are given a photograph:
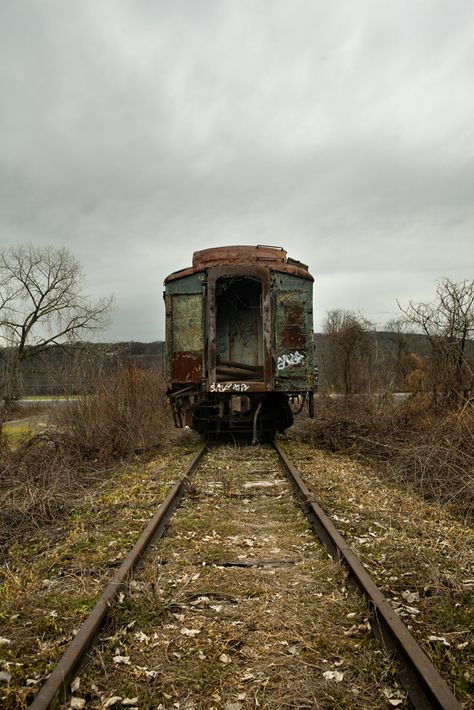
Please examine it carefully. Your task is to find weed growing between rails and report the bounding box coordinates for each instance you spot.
[73,444,408,709]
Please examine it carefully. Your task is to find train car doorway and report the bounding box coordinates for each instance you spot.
[215,276,264,381]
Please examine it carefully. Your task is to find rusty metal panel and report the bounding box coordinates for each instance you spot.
[277,293,307,349]
[169,294,203,383]
[165,247,313,284]
[194,245,286,269]
[274,272,313,391]
[274,272,312,292]
[165,293,172,383]
[171,352,202,382]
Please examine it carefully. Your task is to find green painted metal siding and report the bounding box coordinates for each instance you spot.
[165,272,205,295]
[171,295,204,351]
[273,272,313,391]
[165,273,205,383]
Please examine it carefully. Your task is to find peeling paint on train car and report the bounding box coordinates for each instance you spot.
[172,295,203,352]
[278,297,306,349]
[273,272,314,392]
[165,273,205,384]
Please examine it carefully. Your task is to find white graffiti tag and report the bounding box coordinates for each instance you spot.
[210,382,250,393]
[277,351,305,371]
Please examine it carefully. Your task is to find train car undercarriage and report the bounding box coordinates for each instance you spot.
[170,389,294,441]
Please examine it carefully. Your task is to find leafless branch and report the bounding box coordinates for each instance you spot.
[0,244,113,405]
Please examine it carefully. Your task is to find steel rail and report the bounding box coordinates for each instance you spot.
[273,441,461,710]
[30,444,207,710]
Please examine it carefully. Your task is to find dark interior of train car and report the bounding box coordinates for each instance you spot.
[215,276,264,381]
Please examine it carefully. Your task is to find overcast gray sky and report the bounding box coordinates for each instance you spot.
[1,1,473,340]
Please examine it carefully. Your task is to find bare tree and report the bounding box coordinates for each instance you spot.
[323,309,375,394]
[0,244,112,408]
[399,278,474,407]
[383,316,410,391]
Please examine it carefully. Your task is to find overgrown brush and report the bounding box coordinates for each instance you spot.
[0,367,173,554]
[294,395,474,520]
[0,433,93,552]
[57,366,172,460]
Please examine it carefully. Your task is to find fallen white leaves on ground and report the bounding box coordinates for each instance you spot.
[180,627,201,637]
[383,688,406,706]
[322,670,344,682]
[112,655,130,665]
[428,635,451,647]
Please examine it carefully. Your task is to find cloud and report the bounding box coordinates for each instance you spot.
[0,0,473,338]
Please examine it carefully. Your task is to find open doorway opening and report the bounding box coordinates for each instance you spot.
[215,276,264,381]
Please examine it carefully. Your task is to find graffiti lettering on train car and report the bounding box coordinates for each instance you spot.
[210,382,250,392]
[277,351,305,370]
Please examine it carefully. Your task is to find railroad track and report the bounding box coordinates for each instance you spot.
[30,443,460,710]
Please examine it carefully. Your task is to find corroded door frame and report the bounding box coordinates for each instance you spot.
[206,265,272,392]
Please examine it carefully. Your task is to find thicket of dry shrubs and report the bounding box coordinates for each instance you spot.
[0,367,173,553]
[58,367,171,459]
[295,395,474,521]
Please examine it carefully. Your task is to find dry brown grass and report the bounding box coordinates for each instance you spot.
[0,367,173,555]
[0,400,50,423]
[57,366,173,460]
[281,439,474,706]
[293,395,474,521]
[0,432,94,552]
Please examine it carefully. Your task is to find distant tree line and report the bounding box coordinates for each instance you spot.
[321,278,474,408]
[0,341,165,397]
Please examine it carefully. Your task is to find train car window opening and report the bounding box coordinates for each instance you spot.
[216,276,264,380]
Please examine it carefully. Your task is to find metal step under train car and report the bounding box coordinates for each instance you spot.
[164,245,315,439]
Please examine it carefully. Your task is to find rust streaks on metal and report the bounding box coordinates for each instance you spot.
[170,352,202,383]
[194,245,287,269]
[165,245,313,283]
[278,302,306,349]
[30,445,207,710]
[273,441,461,710]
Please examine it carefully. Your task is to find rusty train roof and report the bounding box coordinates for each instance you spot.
[164,245,314,283]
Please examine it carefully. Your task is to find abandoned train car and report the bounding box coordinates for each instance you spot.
[164,245,314,438]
